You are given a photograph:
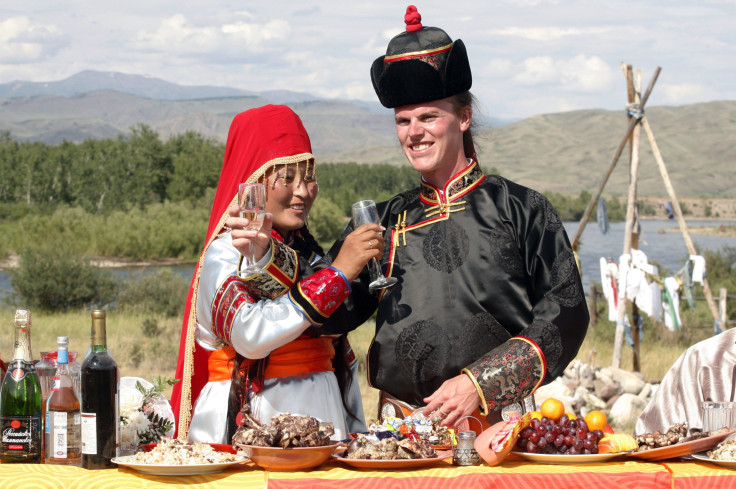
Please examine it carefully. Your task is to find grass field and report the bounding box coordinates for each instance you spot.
[1,306,709,427]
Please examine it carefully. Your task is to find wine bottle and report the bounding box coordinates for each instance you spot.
[0,308,43,463]
[45,336,82,465]
[80,310,119,469]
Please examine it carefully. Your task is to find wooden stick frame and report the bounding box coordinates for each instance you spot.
[571,64,721,370]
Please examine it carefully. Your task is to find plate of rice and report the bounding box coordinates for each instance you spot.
[112,438,246,475]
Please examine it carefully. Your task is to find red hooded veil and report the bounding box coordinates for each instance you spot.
[170,105,313,438]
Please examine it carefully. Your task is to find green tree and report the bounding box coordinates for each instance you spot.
[309,196,347,247]
[166,132,224,201]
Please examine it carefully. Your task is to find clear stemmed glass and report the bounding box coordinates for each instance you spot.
[351,199,398,291]
[238,182,267,277]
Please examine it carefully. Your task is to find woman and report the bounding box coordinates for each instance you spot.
[171,104,383,443]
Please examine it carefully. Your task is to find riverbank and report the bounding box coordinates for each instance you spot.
[657,224,736,237]
[0,254,195,270]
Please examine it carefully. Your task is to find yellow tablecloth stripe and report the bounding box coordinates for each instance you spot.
[0,463,266,489]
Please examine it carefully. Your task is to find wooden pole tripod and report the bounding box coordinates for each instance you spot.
[572,64,721,370]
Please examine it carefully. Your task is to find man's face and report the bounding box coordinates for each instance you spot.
[393,98,471,186]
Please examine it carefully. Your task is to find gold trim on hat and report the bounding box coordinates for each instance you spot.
[383,42,453,62]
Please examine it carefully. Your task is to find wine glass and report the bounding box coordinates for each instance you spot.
[351,200,398,291]
[238,183,267,277]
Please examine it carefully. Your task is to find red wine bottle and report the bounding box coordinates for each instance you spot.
[80,310,119,469]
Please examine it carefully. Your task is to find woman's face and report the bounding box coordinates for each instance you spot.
[264,160,319,234]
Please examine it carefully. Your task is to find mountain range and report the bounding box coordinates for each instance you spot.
[1,70,734,197]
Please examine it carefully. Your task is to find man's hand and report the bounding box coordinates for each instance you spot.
[421,373,481,427]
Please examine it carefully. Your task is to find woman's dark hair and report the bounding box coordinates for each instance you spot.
[447,90,478,161]
[225,224,358,441]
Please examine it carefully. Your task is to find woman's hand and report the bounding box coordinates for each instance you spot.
[331,223,386,282]
[225,204,273,261]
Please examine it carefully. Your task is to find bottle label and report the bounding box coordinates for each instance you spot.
[0,415,42,454]
[51,376,61,392]
[8,360,33,381]
[81,413,97,454]
[52,412,68,458]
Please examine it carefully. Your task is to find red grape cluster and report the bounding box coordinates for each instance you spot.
[516,414,605,455]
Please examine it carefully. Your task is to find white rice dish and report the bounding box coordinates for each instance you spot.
[131,438,240,465]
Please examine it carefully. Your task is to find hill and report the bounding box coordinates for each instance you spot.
[321,101,736,198]
[0,71,734,198]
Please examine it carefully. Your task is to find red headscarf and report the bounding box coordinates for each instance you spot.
[170,105,313,438]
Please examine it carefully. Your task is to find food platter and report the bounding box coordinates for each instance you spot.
[510,451,620,465]
[139,442,238,454]
[332,449,452,469]
[112,454,247,476]
[627,431,734,461]
[691,451,736,468]
[236,442,340,471]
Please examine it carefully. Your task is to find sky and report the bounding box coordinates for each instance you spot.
[1,1,735,119]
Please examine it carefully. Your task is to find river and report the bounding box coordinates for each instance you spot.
[0,219,734,300]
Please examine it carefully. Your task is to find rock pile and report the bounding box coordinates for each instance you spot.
[533,360,656,430]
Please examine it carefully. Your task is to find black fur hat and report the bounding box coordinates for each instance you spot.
[371,5,472,108]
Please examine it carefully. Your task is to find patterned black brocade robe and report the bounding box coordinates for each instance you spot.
[323,161,589,415]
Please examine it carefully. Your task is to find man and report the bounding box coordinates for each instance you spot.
[325,6,590,428]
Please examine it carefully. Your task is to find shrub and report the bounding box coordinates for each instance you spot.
[117,268,189,317]
[8,240,117,310]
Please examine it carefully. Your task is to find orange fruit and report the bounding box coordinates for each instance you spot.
[540,398,565,421]
[585,410,608,432]
[565,412,577,420]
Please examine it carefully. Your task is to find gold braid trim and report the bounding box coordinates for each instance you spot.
[424,200,467,218]
[393,210,407,247]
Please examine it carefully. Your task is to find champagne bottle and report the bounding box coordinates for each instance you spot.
[80,310,119,469]
[45,336,82,465]
[0,308,42,463]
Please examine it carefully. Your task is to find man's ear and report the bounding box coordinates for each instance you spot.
[459,105,472,132]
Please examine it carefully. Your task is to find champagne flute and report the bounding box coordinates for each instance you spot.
[351,199,398,291]
[238,183,267,277]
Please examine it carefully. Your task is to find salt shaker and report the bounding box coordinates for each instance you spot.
[453,430,481,466]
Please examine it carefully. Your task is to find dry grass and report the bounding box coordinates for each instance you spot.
[0,308,180,397]
[1,306,702,427]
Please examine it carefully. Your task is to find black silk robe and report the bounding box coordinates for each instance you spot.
[323,161,589,416]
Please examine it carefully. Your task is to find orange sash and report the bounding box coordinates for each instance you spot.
[207,337,335,382]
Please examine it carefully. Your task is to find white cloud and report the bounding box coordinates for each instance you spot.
[514,55,616,92]
[0,16,68,64]
[492,26,615,42]
[135,14,291,55]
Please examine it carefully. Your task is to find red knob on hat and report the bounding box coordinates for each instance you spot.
[404,5,422,32]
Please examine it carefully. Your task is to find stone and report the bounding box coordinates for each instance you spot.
[638,383,653,400]
[609,368,646,395]
[580,363,595,390]
[594,378,621,401]
[609,393,648,428]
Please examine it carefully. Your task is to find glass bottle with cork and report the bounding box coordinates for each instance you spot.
[80,309,120,469]
[0,308,43,463]
[46,336,82,465]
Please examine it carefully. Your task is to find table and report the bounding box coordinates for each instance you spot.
[0,458,734,488]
